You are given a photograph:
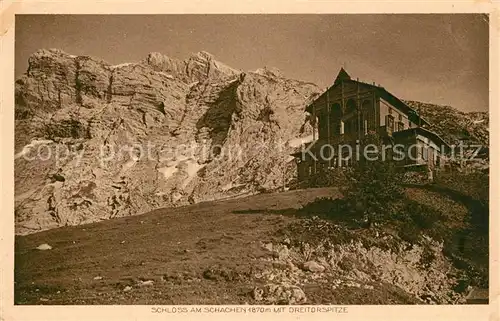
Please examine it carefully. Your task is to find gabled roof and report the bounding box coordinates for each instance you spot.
[334,68,351,85]
[305,68,430,126]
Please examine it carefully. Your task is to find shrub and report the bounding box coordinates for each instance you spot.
[405,201,442,230]
[341,134,404,225]
[299,197,352,222]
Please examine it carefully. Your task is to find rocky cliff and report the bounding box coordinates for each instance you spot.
[15,49,319,234]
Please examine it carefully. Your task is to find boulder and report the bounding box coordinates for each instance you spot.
[302,261,325,273]
[36,243,52,251]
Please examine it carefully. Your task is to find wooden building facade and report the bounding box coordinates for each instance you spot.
[293,68,450,182]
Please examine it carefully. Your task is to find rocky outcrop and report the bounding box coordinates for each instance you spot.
[405,100,489,146]
[14,49,319,234]
[260,221,470,304]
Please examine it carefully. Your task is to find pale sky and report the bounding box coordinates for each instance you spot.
[15,14,489,112]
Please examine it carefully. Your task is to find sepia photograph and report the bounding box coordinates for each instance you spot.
[9,12,491,308]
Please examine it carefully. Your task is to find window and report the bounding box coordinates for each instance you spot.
[399,114,403,121]
[330,103,342,137]
[346,99,357,115]
[330,103,342,136]
[318,113,328,139]
[397,121,404,132]
[429,148,435,165]
[334,122,341,135]
[362,100,374,131]
[345,118,357,134]
[386,115,395,133]
[331,103,341,115]
[344,118,351,134]
[423,146,428,160]
[417,144,423,160]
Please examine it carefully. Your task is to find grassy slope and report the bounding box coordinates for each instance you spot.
[15,188,340,304]
[15,184,484,305]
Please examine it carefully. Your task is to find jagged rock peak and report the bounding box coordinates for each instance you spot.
[144,50,240,82]
[254,66,283,79]
[146,50,222,66]
[27,48,75,68]
[29,48,109,63]
[190,51,215,60]
[146,51,180,64]
[146,50,216,63]
[145,51,184,73]
[32,48,75,58]
[26,48,113,75]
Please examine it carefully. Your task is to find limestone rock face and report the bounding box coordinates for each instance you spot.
[15,49,78,116]
[14,49,319,234]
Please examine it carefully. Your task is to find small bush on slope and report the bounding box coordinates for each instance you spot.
[299,133,404,224]
[340,134,404,225]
